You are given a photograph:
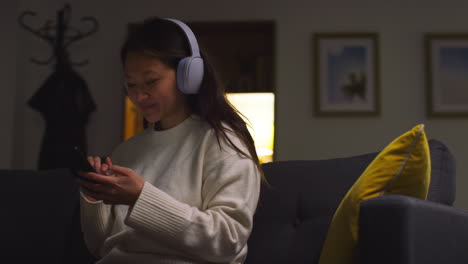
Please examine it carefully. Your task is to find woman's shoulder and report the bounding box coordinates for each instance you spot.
[110,128,152,161]
[201,121,250,160]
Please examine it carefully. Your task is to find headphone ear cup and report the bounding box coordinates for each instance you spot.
[177,56,204,94]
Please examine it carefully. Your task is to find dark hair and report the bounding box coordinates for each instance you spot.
[120,17,263,176]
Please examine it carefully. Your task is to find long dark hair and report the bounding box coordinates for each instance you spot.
[120,17,262,175]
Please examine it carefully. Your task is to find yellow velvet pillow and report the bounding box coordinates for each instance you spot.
[319,124,431,264]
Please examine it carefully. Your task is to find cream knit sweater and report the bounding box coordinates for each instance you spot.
[80,115,261,264]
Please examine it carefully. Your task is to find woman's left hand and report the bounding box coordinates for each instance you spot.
[78,163,145,206]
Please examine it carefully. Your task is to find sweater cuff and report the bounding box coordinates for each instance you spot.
[125,182,190,238]
[80,191,103,204]
[80,191,110,224]
[80,192,113,233]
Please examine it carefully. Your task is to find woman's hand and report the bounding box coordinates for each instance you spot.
[88,156,114,176]
[78,156,112,202]
[77,158,145,206]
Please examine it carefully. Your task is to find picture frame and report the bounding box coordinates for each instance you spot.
[425,33,468,117]
[313,33,380,116]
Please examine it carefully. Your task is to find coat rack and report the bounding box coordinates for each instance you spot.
[18,4,98,67]
[18,4,98,170]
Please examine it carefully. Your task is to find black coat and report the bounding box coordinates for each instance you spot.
[29,65,96,170]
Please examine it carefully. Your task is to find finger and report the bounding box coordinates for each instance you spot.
[80,186,105,201]
[93,156,102,172]
[81,188,107,202]
[77,177,105,193]
[100,157,112,174]
[104,157,114,175]
[78,171,94,182]
[80,171,115,185]
[87,156,94,167]
[106,157,113,167]
[79,184,97,196]
[110,164,134,176]
[77,179,113,203]
[101,163,109,173]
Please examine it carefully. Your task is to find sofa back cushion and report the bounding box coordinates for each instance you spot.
[320,124,431,264]
[246,153,376,264]
[427,139,456,205]
[245,139,455,264]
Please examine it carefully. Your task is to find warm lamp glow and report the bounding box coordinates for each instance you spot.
[226,93,275,163]
[123,97,145,140]
[123,93,276,163]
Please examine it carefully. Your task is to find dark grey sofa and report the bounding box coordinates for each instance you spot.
[0,169,95,263]
[1,139,466,264]
[246,139,468,264]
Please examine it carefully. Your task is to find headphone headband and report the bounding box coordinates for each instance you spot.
[164,18,204,94]
[124,18,204,95]
[165,18,201,58]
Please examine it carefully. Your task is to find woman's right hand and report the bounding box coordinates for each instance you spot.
[79,156,113,202]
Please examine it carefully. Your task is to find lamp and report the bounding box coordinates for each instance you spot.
[123,97,145,141]
[226,93,275,163]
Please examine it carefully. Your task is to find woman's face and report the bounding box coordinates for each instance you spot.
[124,52,190,129]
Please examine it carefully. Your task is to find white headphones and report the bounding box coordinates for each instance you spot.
[165,18,204,94]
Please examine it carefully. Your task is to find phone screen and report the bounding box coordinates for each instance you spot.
[71,146,96,173]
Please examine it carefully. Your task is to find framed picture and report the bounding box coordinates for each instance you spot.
[425,34,468,117]
[313,33,380,116]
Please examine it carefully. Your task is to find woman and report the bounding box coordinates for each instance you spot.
[77,17,262,264]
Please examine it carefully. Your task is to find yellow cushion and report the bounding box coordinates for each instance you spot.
[319,124,431,264]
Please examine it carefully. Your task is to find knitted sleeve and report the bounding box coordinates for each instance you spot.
[79,193,115,257]
[124,153,261,263]
[78,148,128,258]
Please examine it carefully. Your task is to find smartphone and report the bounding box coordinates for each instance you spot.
[71,146,96,173]
[70,146,105,186]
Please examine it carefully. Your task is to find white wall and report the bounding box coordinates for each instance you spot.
[6,0,468,209]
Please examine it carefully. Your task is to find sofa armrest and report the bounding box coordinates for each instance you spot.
[358,195,468,264]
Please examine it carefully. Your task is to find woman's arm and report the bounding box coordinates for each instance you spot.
[79,193,114,257]
[78,157,116,258]
[123,155,261,263]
